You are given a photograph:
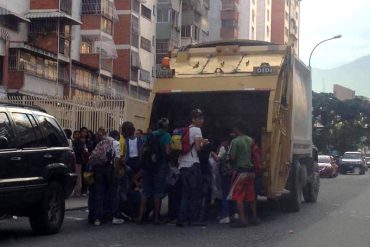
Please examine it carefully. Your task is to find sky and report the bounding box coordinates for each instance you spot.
[299,0,370,69]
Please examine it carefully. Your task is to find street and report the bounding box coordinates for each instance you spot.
[1,173,370,247]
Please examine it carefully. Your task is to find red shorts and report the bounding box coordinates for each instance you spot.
[227,171,256,202]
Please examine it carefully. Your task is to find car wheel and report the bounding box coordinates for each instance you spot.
[29,182,65,235]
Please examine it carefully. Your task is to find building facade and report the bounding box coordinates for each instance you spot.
[271,0,300,55]
[156,0,182,67]
[180,0,209,46]
[1,0,156,100]
[155,0,209,69]
[208,0,271,42]
[114,0,157,100]
[333,84,355,101]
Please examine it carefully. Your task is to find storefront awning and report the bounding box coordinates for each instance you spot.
[25,11,81,25]
[0,6,30,22]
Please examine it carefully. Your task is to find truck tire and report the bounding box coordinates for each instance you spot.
[29,182,65,235]
[285,160,302,212]
[303,170,320,203]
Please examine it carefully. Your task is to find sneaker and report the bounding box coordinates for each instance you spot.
[94,220,101,226]
[112,217,125,225]
[219,217,230,224]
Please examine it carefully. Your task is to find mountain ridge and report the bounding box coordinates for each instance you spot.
[312,55,370,98]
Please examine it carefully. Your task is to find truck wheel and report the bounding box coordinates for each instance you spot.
[29,182,65,235]
[303,171,320,203]
[285,160,302,212]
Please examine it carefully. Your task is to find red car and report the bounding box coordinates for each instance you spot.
[318,155,339,178]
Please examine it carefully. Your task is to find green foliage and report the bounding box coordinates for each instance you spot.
[312,92,370,155]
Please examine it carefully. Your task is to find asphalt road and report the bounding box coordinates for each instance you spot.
[1,173,370,247]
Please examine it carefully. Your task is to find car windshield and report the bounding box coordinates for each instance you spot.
[343,153,361,159]
[318,156,331,163]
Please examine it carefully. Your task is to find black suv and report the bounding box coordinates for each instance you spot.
[0,103,76,234]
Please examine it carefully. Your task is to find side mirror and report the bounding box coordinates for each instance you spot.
[0,136,8,149]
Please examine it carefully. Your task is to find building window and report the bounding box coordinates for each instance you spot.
[251,26,255,39]
[266,25,270,37]
[14,51,58,81]
[132,16,139,48]
[252,10,255,22]
[285,27,289,36]
[81,41,93,54]
[267,9,270,22]
[141,5,151,20]
[156,39,169,64]
[72,67,97,91]
[101,17,113,35]
[132,0,140,13]
[285,11,289,22]
[171,9,179,27]
[157,9,170,22]
[181,25,191,38]
[140,37,151,52]
[140,69,151,83]
[193,26,199,41]
[153,5,156,16]
[131,68,138,82]
[222,19,236,28]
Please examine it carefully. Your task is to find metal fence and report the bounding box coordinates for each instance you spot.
[0,96,147,132]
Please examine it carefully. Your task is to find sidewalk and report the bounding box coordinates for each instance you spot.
[66,196,88,211]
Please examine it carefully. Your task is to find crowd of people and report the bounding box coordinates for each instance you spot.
[64,108,263,228]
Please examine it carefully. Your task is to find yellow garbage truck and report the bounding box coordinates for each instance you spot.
[147,40,319,212]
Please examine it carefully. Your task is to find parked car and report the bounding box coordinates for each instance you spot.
[366,157,370,168]
[318,155,338,178]
[0,103,76,234]
[339,151,366,175]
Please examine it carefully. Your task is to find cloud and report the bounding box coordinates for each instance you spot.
[299,0,370,69]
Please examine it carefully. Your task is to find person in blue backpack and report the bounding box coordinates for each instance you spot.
[137,118,172,224]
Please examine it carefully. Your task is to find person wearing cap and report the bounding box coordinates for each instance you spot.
[177,109,209,227]
[137,117,172,224]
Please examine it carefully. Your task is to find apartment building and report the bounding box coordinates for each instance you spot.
[1,0,157,100]
[180,0,209,46]
[156,0,182,67]
[209,0,271,42]
[114,0,156,100]
[271,0,300,55]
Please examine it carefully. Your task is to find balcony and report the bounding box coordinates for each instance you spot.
[81,0,118,21]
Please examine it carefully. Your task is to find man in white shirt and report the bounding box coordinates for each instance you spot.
[177,109,209,227]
